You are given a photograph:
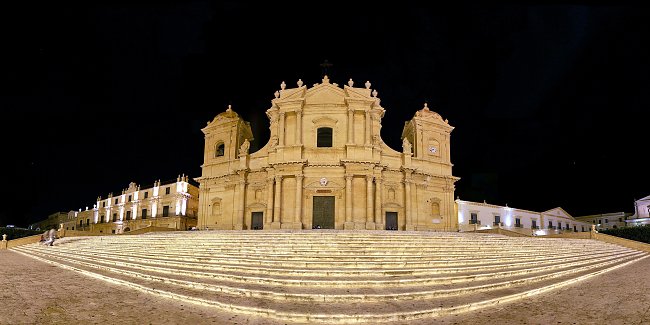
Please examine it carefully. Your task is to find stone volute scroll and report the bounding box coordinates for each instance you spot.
[239,138,250,156]
[402,138,412,154]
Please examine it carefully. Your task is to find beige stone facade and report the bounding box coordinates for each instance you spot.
[196,76,459,231]
[56,176,199,234]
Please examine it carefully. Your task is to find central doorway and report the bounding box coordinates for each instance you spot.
[312,196,335,229]
[251,212,263,230]
[385,212,398,230]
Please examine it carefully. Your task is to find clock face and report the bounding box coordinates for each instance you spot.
[429,146,438,153]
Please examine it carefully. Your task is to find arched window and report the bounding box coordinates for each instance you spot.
[431,202,440,216]
[215,142,225,157]
[317,127,333,147]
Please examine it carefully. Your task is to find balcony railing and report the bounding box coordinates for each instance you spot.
[493,222,503,226]
[514,224,523,228]
[531,226,539,229]
[469,220,481,225]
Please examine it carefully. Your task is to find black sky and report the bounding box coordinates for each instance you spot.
[2,2,649,227]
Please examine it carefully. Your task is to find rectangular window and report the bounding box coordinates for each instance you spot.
[111,229,115,234]
[79,220,83,227]
[102,202,106,207]
[162,206,169,217]
[515,218,521,227]
[619,218,623,222]
[144,192,149,199]
[317,127,333,147]
[141,209,147,219]
[532,220,538,229]
[548,220,553,229]
[128,195,132,202]
[100,216,104,223]
[494,215,501,226]
[574,225,577,232]
[605,219,608,223]
[470,213,478,224]
[72,227,74,230]
[115,198,118,204]
[558,222,562,229]
[598,219,602,224]
[126,211,131,220]
[86,219,89,226]
[165,187,171,195]
[112,213,117,222]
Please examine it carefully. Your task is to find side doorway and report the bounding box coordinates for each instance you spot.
[385,212,398,230]
[251,212,263,230]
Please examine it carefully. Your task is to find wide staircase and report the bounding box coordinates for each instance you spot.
[12,230,648,323]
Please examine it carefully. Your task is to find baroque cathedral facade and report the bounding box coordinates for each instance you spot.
[196,76,459,231]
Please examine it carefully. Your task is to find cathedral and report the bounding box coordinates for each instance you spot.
[196,76,459,231]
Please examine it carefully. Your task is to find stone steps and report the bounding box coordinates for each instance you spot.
[12,231,648,323]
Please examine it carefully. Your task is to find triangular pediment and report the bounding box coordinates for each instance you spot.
[304,84,346,105]
[638,194,650,202]
[542,207,574,219]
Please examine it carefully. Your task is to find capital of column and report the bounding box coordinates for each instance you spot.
[345,175,353,181]
[275,175,283,182]
[295,174,304,180]
[365,175,374,181]
[279,112,285,117]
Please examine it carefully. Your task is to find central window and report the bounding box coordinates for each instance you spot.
[215,142,225,157]
[317,127,333,147]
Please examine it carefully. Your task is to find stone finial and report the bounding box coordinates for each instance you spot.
[2,234,6,241]
[372,89,378,97]
[226,104,232,112]
[297,79,303,87]
[365,81,371,89]
[444,118,449,123]
[423,102,429,110]
[85,206,88,210]
[280,81,286,90]
[322,75,330,84]
[348,78,354,87]
[274,90,279,99]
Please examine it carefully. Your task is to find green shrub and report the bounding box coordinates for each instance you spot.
[600,225,650,244]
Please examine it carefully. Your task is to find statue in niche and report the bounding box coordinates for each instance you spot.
[402,138,412,154]
[239,138,250,155]
[372,135,381,147]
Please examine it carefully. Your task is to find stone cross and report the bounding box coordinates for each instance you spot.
[320,59,333,77]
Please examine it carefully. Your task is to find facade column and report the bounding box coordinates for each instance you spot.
[374,177,383,228]
[272,175,282,228]
[344,175,353,229]
[265,177,274,226]
[365,110,371,146]
[365,175,374,229]
[294,174,303,228]
[295,111,302,145]
[347,109,353,144]
[278,112,285,146]
[237,176,246,230]
[404,180,413,231]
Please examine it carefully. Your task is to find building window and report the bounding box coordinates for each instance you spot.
[86,219,89,226]
[548,220,553,229]
[112,213,117,222]
[558,222,562,229]
[162,206,169,217]
[79,220,83,227]
[102,202,106,208]
[515,218,521,227]
[605,219,608,223]
[582,226,585,232]
[470,213,479,224]
[128,195,132,202]
[493,215,501,226]
[111,229,115,234]
[115,198,118,204]
[100,216,104,223]
[531,220,537,229]
[619,218,623,222]
[126,211,131,220]
[215,143,225,157]
[592,220,595,224]
[141,209,147,219]
[144,192,149,199]
[72,227,74,230]
[165,187,171,195]
[317,127,333,147]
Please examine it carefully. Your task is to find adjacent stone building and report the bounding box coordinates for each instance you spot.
[59,176,199,234]
[456,199,593,235]
[196,76,459,231]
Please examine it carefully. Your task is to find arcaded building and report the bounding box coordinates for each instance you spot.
[196,76,459,231]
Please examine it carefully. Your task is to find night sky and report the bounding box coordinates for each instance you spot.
[2,3,649,227]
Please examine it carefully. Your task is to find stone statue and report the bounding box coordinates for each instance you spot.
[402,138,412,154]
[239,139,250,155]
[269,136,278,149]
